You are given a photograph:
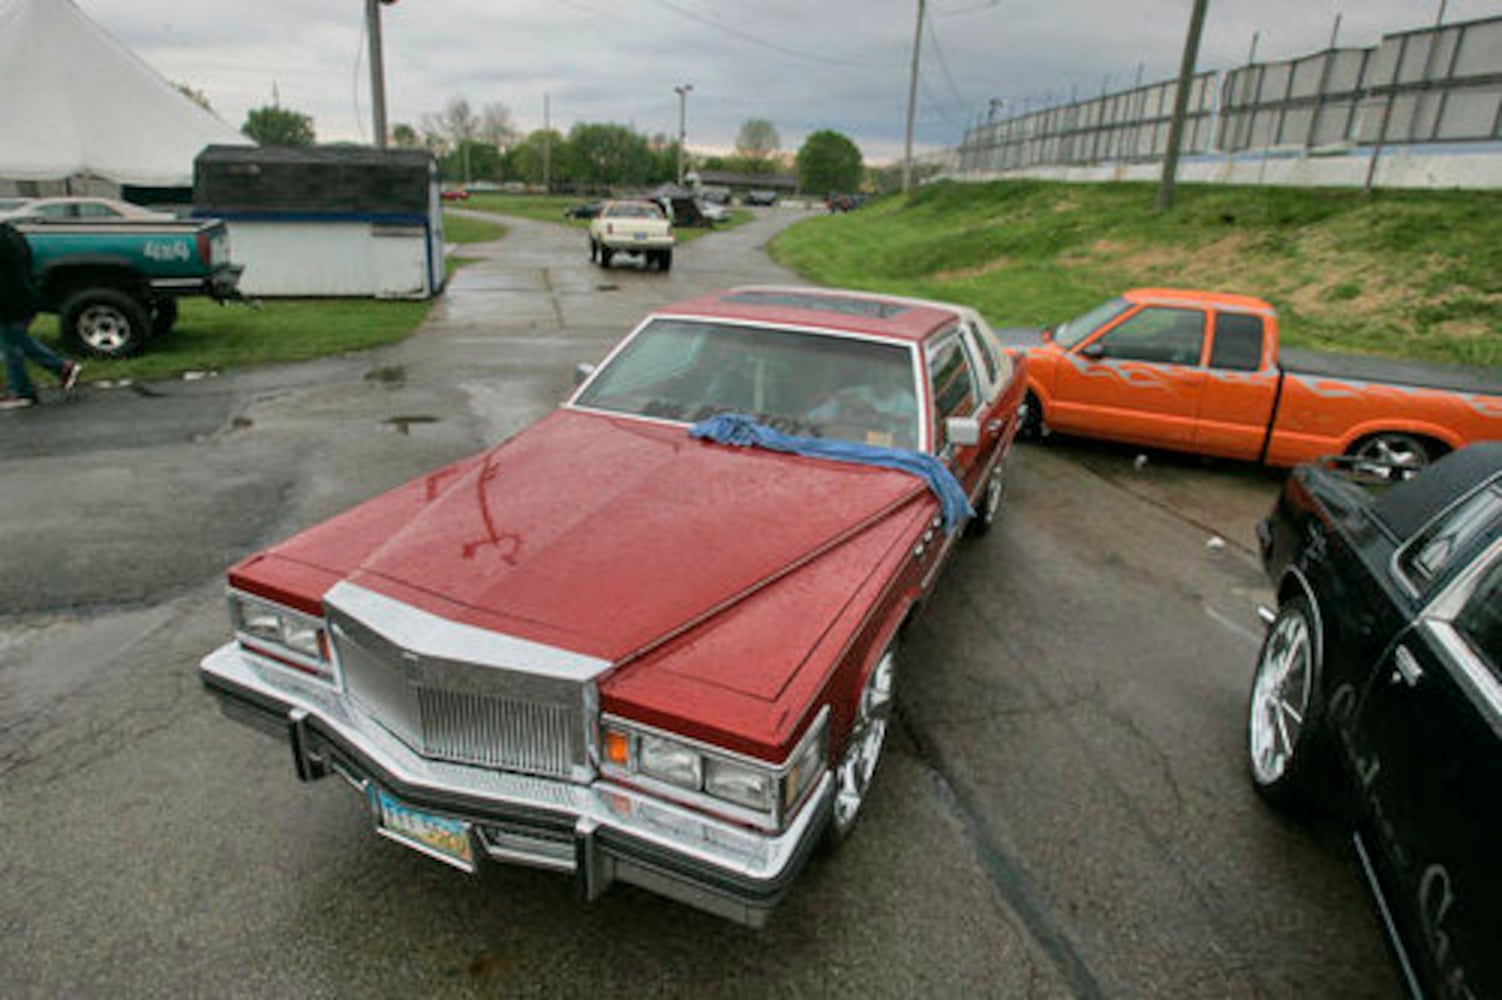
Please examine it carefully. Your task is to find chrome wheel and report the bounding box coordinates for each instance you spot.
[78,305,133,353]
[1352,432,1431,478]
[1249,606,1313,786]
[832,649,896,838]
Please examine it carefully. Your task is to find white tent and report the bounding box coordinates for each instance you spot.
[0,0,249,187]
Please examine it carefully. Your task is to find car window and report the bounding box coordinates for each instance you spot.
[1210,312,1265,371]
[929,333,978,448]
[964,319,999,386]
[1398,483,1502,591]
[1455,555,1502,681]
[1094,307,1206,366]
[605,203,662,219]
[34,203,77,220]
[77,202,121,218]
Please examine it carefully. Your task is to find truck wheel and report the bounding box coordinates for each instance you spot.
[1020,391,1045,440]
[588,238,598,263]
[825,644,896,849]
[599,247,614,269]
[149,296,178,337]
[1349,432,1435,479]
[60,288,150,359]
[659,249,673,272]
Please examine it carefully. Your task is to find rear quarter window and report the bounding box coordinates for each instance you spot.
[1211,313,1265,371]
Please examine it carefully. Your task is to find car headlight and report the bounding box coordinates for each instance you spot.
[601,708,828,831]
[229,591,333,682]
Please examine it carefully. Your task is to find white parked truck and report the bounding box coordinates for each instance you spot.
[588,200,675,271]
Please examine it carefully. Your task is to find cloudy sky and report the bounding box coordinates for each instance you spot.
[76,0,1502,162]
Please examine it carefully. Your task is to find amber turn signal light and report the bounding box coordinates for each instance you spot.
[603,728,630,766]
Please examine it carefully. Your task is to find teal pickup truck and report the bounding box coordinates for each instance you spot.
[19,219,243,359]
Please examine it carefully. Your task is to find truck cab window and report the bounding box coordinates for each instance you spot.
[1211,313,1265,371]
[1094,307,1205,366]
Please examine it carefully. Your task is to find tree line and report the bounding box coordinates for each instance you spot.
[234,94,865,194]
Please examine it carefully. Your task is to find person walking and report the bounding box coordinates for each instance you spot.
[0,220,81,410]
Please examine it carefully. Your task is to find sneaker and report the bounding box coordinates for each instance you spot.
[60,360,82,392]
[0,394,38,410]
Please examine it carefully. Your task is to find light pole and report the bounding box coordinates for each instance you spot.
[902,0,926,193]
[675,83,693,186]
[365,0,393,148]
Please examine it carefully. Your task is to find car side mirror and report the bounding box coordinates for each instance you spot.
[573,362,595,387]
[945,416,981,447]
[1081,342,1105,360]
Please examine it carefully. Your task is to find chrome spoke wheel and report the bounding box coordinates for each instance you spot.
[833,649,896,837]
[1352,433,1431,479]
[1249,609,1312,785]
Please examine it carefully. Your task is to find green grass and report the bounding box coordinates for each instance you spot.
[769,180,1502,367]
[441,211,506,244]
[29,297,433,383]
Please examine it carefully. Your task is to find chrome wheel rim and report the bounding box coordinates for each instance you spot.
[983,466,1004,522]
[1354,434,1427,476]
[78,306,131,353]
[833,650,895,834]
[1249,611,1312,784]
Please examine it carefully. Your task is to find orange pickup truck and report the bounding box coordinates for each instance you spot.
[1005,288,1502,471]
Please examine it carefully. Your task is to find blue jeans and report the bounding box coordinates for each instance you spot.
[0,317,64,399]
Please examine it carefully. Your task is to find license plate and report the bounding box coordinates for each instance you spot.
[633,233,647,241]
[370,787,475,872]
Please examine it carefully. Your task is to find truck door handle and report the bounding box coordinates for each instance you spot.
[1391,645,1424,687]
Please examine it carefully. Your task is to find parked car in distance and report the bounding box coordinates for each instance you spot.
[699,185,732,205]
[199,285,1028,926]
[19,218,243,358]
[439,187,470,202]
[563,201,602,220]
[1250,442,1502,998]
[696,199,731,224]
[588,199,675,271]
[1006,288,1502,472]
[826,193,860,213]
[744,189,778,206]
[0,196,175,223]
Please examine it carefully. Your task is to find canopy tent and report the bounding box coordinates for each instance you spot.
[0,0,248,187]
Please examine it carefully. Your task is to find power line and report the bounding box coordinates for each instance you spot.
[924,15,969,111]
[643,0,883,71]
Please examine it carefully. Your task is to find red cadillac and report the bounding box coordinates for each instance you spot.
[201,285,1027,925]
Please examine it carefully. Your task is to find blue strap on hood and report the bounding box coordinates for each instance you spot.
[689,413,974,534]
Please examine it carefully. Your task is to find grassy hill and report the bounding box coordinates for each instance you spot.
[770,180,1502,367]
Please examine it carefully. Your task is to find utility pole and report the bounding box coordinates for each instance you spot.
[1155,0,1209,211]
[365,0,389,148]
[543,93,552,193]
[674,83,693,186]
[902,0,927,193]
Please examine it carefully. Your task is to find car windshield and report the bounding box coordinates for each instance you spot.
[1054,296,1132,348]
[575,318,922,450]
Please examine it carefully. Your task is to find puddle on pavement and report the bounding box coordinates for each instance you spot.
[366,365,406,386]
[596,283,618,291]
[385,414,440,435]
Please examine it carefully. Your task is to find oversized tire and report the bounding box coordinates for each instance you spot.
[148,296,178,337]
[825,645,897,848]
[1349,432,1438,480]
[59,288,150,359]
[1247,597,1329,811]
[660,248,673,272]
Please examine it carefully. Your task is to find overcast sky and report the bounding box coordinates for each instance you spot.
[77,0,1502,162]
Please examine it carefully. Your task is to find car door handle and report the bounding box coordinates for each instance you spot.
[1391,645,1424,688]
[986,418,1004,435]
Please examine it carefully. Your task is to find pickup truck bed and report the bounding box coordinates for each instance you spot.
[1278,346,1501,395]
[21,219,242,359]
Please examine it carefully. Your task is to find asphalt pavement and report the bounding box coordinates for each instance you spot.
[0,207,1399,997]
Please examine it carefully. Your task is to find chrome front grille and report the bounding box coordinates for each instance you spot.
[416,686,575,775]
[325,595,601,782]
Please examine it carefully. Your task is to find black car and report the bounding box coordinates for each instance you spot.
[563,201,602,220]
[1250,442,1501,998]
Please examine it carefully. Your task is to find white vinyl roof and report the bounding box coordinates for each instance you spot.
[0,0,250,186]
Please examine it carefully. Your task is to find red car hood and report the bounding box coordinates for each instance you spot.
[268,409,927,663]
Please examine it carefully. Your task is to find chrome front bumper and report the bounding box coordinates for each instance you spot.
[200,643,832,927]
